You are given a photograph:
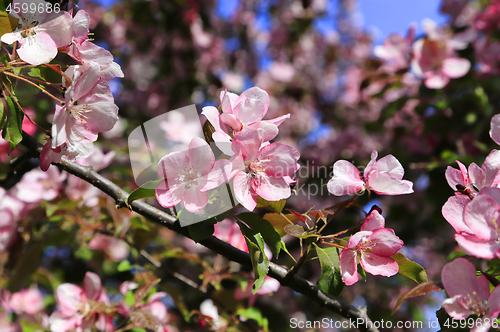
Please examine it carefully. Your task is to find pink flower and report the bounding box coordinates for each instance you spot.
[234,276,280,306]
[373,25,415,73]
[9,288,45,315]
[231,128,300,211]
[411,21,471,89]
[52,63,118,160]
[0,0,73,65]
[490,114,500,146]
[213,218,248,252]
[88,233,129,262]
[49,272,113,332]
[327,150,413,196]
[454,187,500,259]
[40,140,63,171]
[13,167,66,203]
[156,137,231,213]
[441,258,500,331]
[201,87,289,155]
[339,209,403,286]
[64,10,123,79]
[445,150,500,197]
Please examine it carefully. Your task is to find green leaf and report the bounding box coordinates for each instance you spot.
[236,307,268,329]
[12,67,21,75]
[237,212,282,258]
[28,67,44,80]
[124,290,135,307]
[2,96,23,153]
[0,98,5,130]
[19,319,45,332]
[117,260,132,272]
[237,222,269,294]
[391,253,428,284]
[313,243,343,297]
[0,6,17,38]
[256,196,286,213]
[263,213,300,237]
[126,179,162,206]
[283,224,318,239]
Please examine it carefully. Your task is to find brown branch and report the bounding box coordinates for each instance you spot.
[20,132,378,332]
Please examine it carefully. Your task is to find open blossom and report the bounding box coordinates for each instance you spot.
[445,150,500,197]
[411,20,471,89]
[441,258,500,332]
[327,150,413,196]
[13,167,66,203]
[452,187,500,259]
[65,10,123,79]
[7,288,45,316]
[373,25,415,73]
[231,128,300,211]
[339,208,404,286]
[490,114,500,146]
[49,272,113,332]
[52,62,118,160]
[202,87,289,155]
[156,137,231,213]
[1,0,73,65]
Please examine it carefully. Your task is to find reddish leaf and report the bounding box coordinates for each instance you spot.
[392,282,442,314]
[308,210,334,223]
[134,279,160,303]
[130,308,160,330]
[286,209,307,222]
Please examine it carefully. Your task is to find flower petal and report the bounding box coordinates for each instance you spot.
[232,87,270,125]
[253,173,291,201]
[359,254,399,277]
[259,142,300,177]
[233,171,257,211]
[182,185,208,213]
[17,31,57,65]
[369,228,403,256]
[442,57,471,78]
[327,160,364,196]
[442,195,472,234]
[339,249,358,286]
[188,137,215,176]
[361,210,385,231]
[455,233,500,259]
[441,258,490,300]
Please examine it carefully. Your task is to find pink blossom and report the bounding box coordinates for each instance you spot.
[13,167,66,203]
[490,114,500,146]
[339,209,403,286]
[65,10,123,79]
[373,25,415,73]
[159,110,203,144]
[201,87,290,155]
[213,218,248,252]
[327,150,413,196]
[445,150,500,196]
[441,258,500,332]
[88,233,129,262]
[411,32,471,89]
[40,140,64,171]
[455,187,500,259]
[230,128,300,211]
[155,137,231,213]
[49,272,113,332]
[52,63,118,160]
[234,276,280,306]
[9,288,45,315]
[1,0,73,65]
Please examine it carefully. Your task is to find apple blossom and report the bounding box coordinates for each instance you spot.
[454,187,500,259]
[49,272,113,332]
[8,288,45,316]
[51,62,118,160]
[201,87,289,155]
[13,166,66,203]
[441,258,500,332]
[411,20,471,89]
[327,150,413,196]
[230,128,300,211]
[156,137,231,213]
[445,150,500,196]
[1,0,73,65]
[339,208,403,285]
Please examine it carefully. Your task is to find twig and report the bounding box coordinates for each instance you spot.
[20,131,378,332]
[3,71,63,104]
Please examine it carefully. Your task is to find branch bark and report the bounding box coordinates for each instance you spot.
[20,132,378,332]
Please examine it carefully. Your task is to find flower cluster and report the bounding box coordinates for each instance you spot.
[156,86,300,212]
[0,0,124,169]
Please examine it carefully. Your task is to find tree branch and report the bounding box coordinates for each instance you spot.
[20,132,378,332]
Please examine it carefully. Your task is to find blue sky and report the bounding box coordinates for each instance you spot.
[358,0,448,43]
